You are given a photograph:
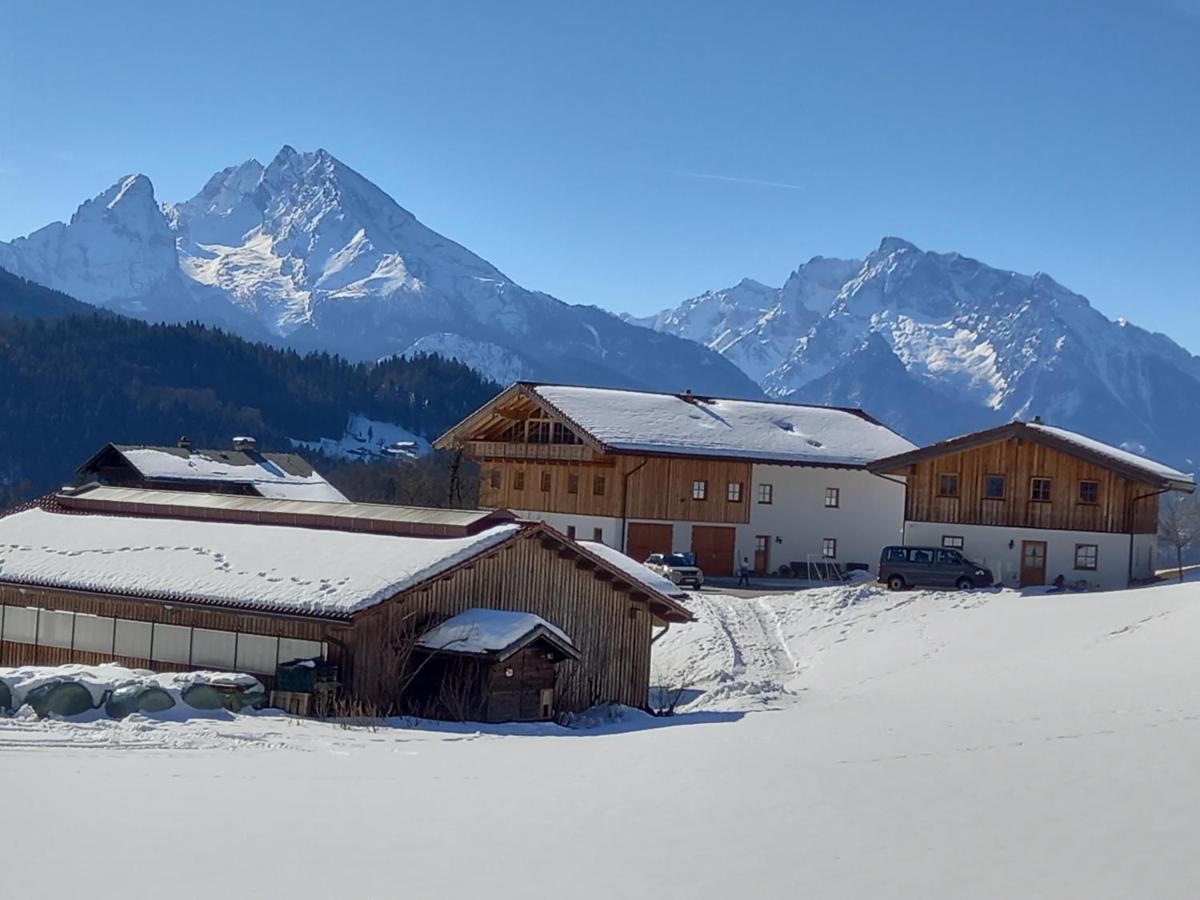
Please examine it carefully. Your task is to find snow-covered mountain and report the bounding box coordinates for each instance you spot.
[641,238,1200,464]
[0,147,759,397]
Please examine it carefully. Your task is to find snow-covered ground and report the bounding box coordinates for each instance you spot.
[4,580,1200,899]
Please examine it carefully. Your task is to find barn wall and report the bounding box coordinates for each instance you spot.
[0,585,352,681]
[348,533,654,713]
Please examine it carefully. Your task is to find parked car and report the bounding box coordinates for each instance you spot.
[878,545,994,591]
[643,552,705,588]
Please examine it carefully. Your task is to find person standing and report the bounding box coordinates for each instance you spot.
[737,556,752,587]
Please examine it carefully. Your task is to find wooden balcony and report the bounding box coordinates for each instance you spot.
[466,440,595,463]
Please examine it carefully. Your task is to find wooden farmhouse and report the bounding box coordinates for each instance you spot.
[435,382,915,577]
[869,418,1196,588]
[0,485,691,719]
[77,438,348,503]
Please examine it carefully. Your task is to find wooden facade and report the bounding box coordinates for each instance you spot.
[477,453,752,526]
[873,431,1173,535]
[347,529,666,712]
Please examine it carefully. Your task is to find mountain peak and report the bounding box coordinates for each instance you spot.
[875,236,919,256]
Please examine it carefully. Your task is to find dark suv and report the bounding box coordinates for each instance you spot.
[878,546,994,591]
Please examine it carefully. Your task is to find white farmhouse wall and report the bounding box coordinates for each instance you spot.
[518,468,906,576]
[903,521,1137,590]
[743,466,906,574]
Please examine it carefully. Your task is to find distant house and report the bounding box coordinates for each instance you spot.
[0,484,691,719]
[869,419,1196,589]
[77,436,349,503]
[435,382,915,576]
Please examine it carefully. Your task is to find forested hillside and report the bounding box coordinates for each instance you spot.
[0,269,499,503]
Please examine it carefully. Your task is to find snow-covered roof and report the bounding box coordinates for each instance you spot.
[1026,424,1194,488]
[94,445,349,503]
[577,540,690,600]
[530,384,915,466]
[416,608,579,660]
[0,508,520,617]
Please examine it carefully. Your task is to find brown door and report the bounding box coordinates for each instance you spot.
[754,535,771,575]
[692,525,736,576]
[626,522,673,562]
[1020,541,1047,587]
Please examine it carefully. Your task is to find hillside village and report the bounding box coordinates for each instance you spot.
[0,382,1194,724]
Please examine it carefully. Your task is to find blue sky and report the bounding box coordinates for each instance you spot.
[1,0,1197,345]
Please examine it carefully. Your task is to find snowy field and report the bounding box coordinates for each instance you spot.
[4,580,1200,899]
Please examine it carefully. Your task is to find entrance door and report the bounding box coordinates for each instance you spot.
[626,522,673,563]
[692,526,736,576]
[754,535,771,575]
[1020,541,1047,587]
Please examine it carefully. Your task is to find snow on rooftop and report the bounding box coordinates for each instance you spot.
[533,385,915,465]
[577,540,689,599]
[1027,423,1195,486]
[118,447,349,503]
[417,608,575,656]
[0,508,519,616]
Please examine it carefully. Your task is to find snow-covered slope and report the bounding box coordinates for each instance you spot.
[6,579,1200,900]
[1,147,759,397]
[644,238,1200,463]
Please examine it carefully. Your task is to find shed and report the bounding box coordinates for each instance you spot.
[414,608,581,722]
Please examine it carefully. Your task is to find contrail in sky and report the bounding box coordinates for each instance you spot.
[665,169,805,192]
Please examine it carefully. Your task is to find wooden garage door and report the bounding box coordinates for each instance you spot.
[626,522,673,563]
[692,525,736,576]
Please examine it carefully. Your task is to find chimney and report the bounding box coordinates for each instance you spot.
[177,436,192,451]
[1031,415,1043,425]
[232,436,258,452]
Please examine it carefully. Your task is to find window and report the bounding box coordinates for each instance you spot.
[727,482,743,503]
[566,525,576,540]
[568,473,580,495]
[757,483,774,504]
[822,538,837,559]
[936,549,964,566]
[884,547,908,562]
[942,535,965,550]
[1074,544,1098,571]
[593,474,606,496]
[593,527,603,542]
[540,471,552,493]
[984,475,1007,499]
[513,470,525,491]
[824,487,840,508]
[1030,477,1052,502]
[910,548,934,564]
[692,480,708,501]
[1078,480,1100,504]
[938,473,960,497]
[489,469,501,490]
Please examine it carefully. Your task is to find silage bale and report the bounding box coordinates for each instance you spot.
[104,684,176,719]
[180,682,225,710]
[23,680,95,718]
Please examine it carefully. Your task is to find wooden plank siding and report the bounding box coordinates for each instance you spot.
[478,454,752,525]
[901,437,1160,534]
[348,531,655,713]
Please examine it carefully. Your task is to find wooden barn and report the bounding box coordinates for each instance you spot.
[0,485,691,719]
